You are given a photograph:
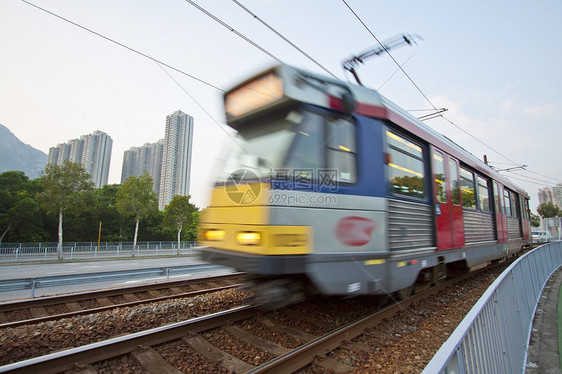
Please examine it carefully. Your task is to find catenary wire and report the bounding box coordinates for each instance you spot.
[507,171,562,186]
[156,64,256,161]
[341,0,529,170]
[341,0,438,112]
[185,0,283,64]
[20,0,225,92]
[231,0,339,79]
[434,115,522,167]
[501,173,556,187]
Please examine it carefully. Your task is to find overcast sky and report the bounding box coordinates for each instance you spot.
[1,0,561,211]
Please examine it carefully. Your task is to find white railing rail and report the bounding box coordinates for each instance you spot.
[0,241,197,262]
[423,242,562,374]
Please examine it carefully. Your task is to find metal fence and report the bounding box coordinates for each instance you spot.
[0,241,197,262]
[422,241,562,374]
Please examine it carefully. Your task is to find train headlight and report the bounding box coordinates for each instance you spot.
[204,230,225,241]
[236,232,261,245]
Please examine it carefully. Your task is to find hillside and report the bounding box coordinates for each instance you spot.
[0,124,47,179]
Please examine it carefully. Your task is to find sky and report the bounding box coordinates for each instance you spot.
[1,0,561,212]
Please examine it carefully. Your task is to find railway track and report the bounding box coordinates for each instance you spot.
[0,273,245,329]
[0,262,508,373]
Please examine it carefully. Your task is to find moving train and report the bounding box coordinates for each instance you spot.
[198,64,531,308]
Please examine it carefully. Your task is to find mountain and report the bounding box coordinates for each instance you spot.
[0,124,47,179]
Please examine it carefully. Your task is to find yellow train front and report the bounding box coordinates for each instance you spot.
[199,64,531,308]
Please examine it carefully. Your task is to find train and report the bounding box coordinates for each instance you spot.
[198,64,531,308]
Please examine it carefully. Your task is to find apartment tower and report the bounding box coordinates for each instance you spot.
[121,139,165,194]
[47,130,113,188]
[158,110,194,210]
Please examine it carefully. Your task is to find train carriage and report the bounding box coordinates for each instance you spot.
[198,64,531,307]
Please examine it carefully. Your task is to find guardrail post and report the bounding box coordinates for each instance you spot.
[31,278,37,297]
[165,267,170,281]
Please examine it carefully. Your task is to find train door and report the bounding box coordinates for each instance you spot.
[494,182,508,242]
[432,148,464,249]
[448,157,464,247]
[521,197,531,239]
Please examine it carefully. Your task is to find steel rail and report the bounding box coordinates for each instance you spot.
[0,284,241,329]
[248,261,510,373]
[0,272,244,312]
[0,305,257,374]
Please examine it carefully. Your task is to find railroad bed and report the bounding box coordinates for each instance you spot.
[0,263,510,373]
[0,273,245,328]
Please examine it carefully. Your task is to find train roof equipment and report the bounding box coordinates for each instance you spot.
[223,64,528,199]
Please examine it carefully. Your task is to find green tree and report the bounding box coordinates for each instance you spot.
[163,195,198,254]
[0,171,29,243]
[185,210,200,242]
[115,173,158,256]
[36,161,95,260]
[96,184,129,242]
[7,198,42,242]
[537,202,560,218]
[0,171,50,244]
[530,212,541,228]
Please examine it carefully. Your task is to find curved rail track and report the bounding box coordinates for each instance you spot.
[0,261,510,374]
[0,273,245,329]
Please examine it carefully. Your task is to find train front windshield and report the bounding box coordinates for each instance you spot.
[218,107,357,184]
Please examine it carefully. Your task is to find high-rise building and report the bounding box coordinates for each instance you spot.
[538,185,562,208]
[47,130,113,188]
[121,139,164,194]
[158,110,194,210]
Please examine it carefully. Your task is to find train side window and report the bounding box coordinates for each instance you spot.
[433,151,447,203]
[477,176,491,212]
[386,131,425,199]
[504,190,512,217]
[511,193,519,218]
[326,117,357,183]
[493,182,502,215]
[460,167,476,209]
[449,159,460,205]
[285,111,325,171]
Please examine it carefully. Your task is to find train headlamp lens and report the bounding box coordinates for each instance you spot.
[204,230,225,241]
[236,232,261,245]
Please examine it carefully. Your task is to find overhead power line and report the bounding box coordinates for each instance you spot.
[341,0,438,113]
[502,173,557,187]
[437,115,522,167]
[185,0,283,64]
[339,1,532,171]
[231,0,338,80]
[507,170,562,186]
[21,0,225,92]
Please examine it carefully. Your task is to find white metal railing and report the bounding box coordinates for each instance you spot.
[422,242,562,374]
[0,241,197,262]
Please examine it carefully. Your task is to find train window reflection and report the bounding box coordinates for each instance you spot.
[510,193,518,218]
[460,167,476,209]
[477,176,491,212]
[285,112,324,170]
[449,159,460,205]
[386,131,425,199]
[433,151,446,203]
[326,117,357,183]
[504,190,512,217]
